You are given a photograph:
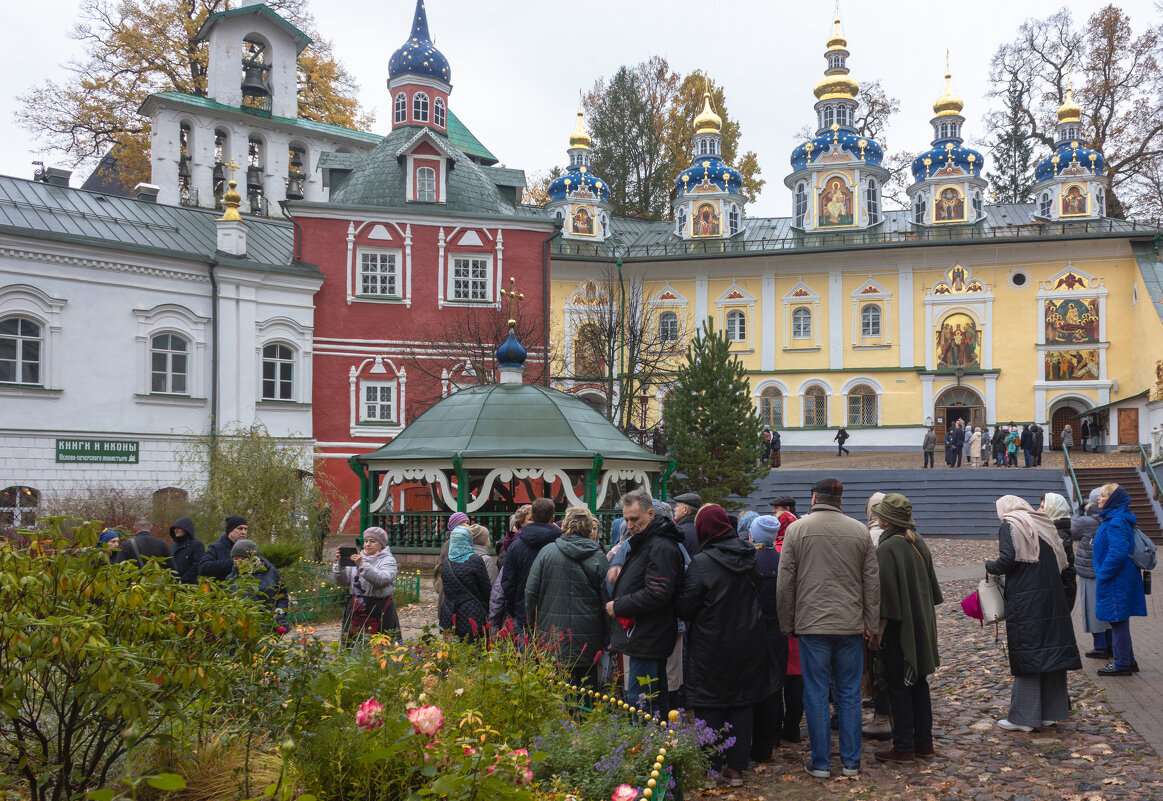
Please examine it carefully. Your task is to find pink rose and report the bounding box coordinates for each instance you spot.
[355,698,383,731]
[612,784,638,801]
[407,704,445,737]
[517,767,533,785]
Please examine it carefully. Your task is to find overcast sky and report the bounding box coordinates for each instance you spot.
[2,0,1159,217]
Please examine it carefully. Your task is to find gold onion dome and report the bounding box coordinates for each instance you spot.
[826,14,847,51]
[1058,86,1082,124]
[933,72,963,117]
[569,107,591,149]
[694,88,722,134]
[814,74,859,101]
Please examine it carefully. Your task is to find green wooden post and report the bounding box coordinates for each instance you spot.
[348,456,370,533]
[656,459,677,501]
[586,454,604,511]
[452,454,467,513]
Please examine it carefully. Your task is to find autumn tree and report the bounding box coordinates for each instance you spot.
[522,166,563,206]
[18,0,372,188]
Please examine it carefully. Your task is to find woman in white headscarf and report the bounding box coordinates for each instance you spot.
[985,495,1081,732]
[1040,492,1077,609]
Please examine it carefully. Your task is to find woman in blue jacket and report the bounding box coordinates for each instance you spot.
[1093,484,1148,676]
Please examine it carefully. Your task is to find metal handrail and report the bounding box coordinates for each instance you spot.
[1063,445,1084,509]
[1139,443,1163,504]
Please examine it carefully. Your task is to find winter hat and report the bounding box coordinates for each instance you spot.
[652,500,673,520]
[1087,486,1103,510]
[98,530,119,546]
[224,515,248,535]
[810,477,843,497]
[231,539,258,558]
[749,515,781,545]
[447,512,470,531]
[737,510,759,540]
[871,493,917,531]
[169,517,194,538]
[693,504,734,547]
[363,527,389,547]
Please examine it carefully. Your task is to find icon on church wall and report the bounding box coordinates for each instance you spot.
[933,187,966,222]
[1060,185,1089,217]
[1045,298,1099,343]
[570,205,595,236]
[691,201,722,237]
[1045,349,1100,381]
[935,313,980,368]
[818,178,854,227]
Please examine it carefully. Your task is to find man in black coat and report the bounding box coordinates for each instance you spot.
[1032,424,1045,466]
[200,515,249,580]
[672,492,702,556]
[169,516,205,584]
[951,421,966,467]
[1020,425,1034,468]
[500,498,560,631]
[113,518,174,571]
[606,488,685,716]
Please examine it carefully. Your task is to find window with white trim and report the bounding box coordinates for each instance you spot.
[861,304,881,337]
[836,105,849,127]
[759,386,784,427]
[972,191,983,218]
[847,384,877,425]
[677,207,687,235]
[729,204,740,235]
[1097,189,1106,217]
[0,316,41,385]
[823,106,834,129]
[150,333,189,394]
[866,179,880,224]
[1039,192,1051,217]
[416,166,436,202]
[451,256,490,302]
[725,309,746,342]
[394,93,407,123]
[0,485,39,529]
[803,385,827,426]
[794,183,808,228]
[792,307,812,339]
[261,343,294,401]
[913,192,925,224]
[360,380,397,423]
[434,97,446,128]
[659,311,678,342]
[359,249,400,297]
[413,92,429,123]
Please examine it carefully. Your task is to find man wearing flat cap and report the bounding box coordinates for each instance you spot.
[672,492,702,555]
[777,477,880,779]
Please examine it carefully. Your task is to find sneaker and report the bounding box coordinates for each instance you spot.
[1097,663,1133,677]
[997,719,1033,732]
[841,764,861,776]
[718,767,744,787]
[804,763,830,779]
[1040,720,1058,727]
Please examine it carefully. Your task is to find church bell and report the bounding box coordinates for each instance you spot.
[241,62,269,100]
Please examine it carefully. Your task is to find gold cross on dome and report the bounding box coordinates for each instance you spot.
[223,158,241,183]
[500,277,524,328]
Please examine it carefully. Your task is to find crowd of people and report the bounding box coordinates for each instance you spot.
[929,420,1056,468]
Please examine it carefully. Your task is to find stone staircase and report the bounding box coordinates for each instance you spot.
[1072,466,1163,545]
[732,468,1069,537]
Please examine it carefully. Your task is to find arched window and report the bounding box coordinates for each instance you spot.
[823,106,835,129]
[699,139,709,155]
[434,97,446,128]
[658,311,678,343]
[677,207,687,235]
[416,166,436,202]
[861,304,881,337]
[600,213,608,233]
[829,55,844,70]
[150,333,189,394]
[847,383,877,425]
[836,105,849,127]
[0,485,39,529]
[573,323,603,377]
[261,343,295,401]
[413,92,429,123]
[1039,192,1052,217]
[792,307,811,339]
[1097,189,1106,217]
[866,179,880,224]
[555,209,564,222]
[913,192,925,224]
[794,183,808,228]
[394,92,407,123]
[759,386,784,427]
[0,317,42,385]
[728,204,740,235]
[725,310,746,342]
[972,191,983,218]
[803,385,827,426]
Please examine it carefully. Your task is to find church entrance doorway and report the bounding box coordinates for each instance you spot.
[1050,400,1090,450]
[934,386,985,448]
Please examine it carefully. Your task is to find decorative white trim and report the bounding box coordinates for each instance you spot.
[347,356,406,438]
[255,316,312,404]
[133,303,209,399]
[849,278,893,347]
[0,283,67,390]
[595,469,650,508]
[649,283,688,306]
[782,281,822,350]
[437,227,446,309]
[369,467,454,513]
[828,269,844,370]
[344,222,356,304]
[0,245,210,283]
[761,275,776,371]
[466,466,588,512]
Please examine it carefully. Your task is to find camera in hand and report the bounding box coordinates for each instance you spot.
[338,546,357,568]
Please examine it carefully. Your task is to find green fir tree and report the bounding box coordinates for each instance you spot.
[663,320,765,507]
[987,78,1037,204]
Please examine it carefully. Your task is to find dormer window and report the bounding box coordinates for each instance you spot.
[416,166,436,202]
[938,122,950,139]
[434,98,446,128]
[394,93,407,124]
[413,92,429,123]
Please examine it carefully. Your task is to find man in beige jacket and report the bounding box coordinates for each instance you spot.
[777,478,880,779]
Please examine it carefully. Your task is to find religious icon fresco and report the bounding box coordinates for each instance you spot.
[1044,298,1099,344]
[934,187,965,222]
[570,205,595,236]
[691,201,722,237]
[1061,185,1089,217]
[818,177,854,227]
[1045,349,1100,381]
[935,312,980,368]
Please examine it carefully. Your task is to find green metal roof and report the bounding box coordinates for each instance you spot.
[144,92,383,144]
[193,5,313,53]
[358,382,664,465]
[445,111,497,165]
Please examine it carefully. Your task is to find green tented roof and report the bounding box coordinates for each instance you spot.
[144,92,383,144]
[193,5,313,53]
[445,112,497,165]
[358,382,663,465]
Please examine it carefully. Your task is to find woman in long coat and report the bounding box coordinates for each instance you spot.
[1041,493,1077,610]
[333,526,400,645]
[438,523,492,641]
[676,504,775,787]
[1093,484,1148,675]
[1072,487,1112,658]
[985,496,1081,732]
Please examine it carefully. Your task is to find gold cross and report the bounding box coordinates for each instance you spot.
[223,158,242,184]
[500,277,524,328]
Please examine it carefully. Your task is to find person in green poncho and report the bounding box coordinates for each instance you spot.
[870,494,943,764]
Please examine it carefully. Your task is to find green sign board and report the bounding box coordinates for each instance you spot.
[55,439,140,464]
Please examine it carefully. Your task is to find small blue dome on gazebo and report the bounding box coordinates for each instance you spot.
[496,329,527,368]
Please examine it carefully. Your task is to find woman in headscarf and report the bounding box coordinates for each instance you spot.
[1093,484,1147,676]
[676,505,775,787]
[1040,492,1077,610]
[1071,487,1112,659]
[333,526,400,645]
[747,515,787,763]
[985,495,1081,731]
[737,510,759,541]
[468,523,499,584]
[870,494,942,764]
[862,492,892,740]
[438,515,492,642]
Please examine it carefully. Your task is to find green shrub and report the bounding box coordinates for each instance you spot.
[262,540,305,569]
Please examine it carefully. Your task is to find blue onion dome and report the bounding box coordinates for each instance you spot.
[912,143,985,181]
[495,328,527,368]
[791,129,884,171]
[388,0,451,84]
[1035,143,1105,182]
[546,168,609,203]
[675,157,744,196]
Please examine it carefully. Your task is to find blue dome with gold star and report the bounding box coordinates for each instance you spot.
[675,155,744,196]
[547,166,609,203]
[1035,141,1105,182]
[912,142,984,182]
[790,130,884,171]
[388,0,451,85]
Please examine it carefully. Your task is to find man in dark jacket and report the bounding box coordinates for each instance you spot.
[228,539,289,629]
[526,506,609,686]
[500,498,560,631]
[113,518,174,571]
[770,428,782,469]
[1032,423,1045,466]
[950,421,965,467]
[169,517,205,584]
[1020,425,1034,468]
[672,492,702,556]
[200,515,248,580]
[606,488,685,716]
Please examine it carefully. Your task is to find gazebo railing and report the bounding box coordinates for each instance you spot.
[369,509,626,551]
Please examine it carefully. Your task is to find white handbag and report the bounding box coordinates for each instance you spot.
[978,574,1005,624]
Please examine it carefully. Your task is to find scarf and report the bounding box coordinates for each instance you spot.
[694,504,735,547]
[448,526,474,563]
[1041,492,1072,522]
[995,495,1067,573]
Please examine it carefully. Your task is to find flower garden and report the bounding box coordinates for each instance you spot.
[0,519,718,801]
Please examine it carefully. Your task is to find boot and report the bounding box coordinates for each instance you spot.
[863,713,892,739]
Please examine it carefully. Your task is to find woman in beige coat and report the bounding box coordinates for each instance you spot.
[969,427,983,467]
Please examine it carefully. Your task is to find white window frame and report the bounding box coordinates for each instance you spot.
[150,332,190,395]
[802,385,829,427]
[349,357,406,437]
[448,255,493,304]
[794,183,808,228]
[861,304,881,337]
[792,307,812,339]
[846,384,878,426]
[728,204,740,235]
[416,166,437,202]
[658,310,679,343]
[359,379,398,424]
[1039,192,1052,217]
[413,92,430,123]
[836,105,849,127]
[358,247,402,298]
[823,106,835,129]
[434,97,446,128]
[677,207,687,235]
[866,179,880,224]
[394,92,407,123]
[133,304,208,402]
[260,342,295,401]
[758,385,784,427]
[725,309,746,342]
[913,192,926,224]
[0,284,65,394]
[0,316,43,386]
